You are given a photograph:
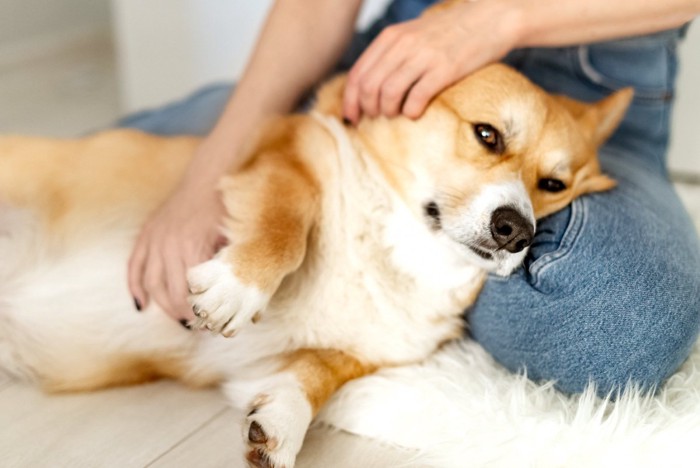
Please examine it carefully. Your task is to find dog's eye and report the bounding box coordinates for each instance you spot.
[474,124,504,154]
[538,178,567,193]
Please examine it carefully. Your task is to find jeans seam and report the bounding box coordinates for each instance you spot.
[573,46,674,102]
[528,197,587,288]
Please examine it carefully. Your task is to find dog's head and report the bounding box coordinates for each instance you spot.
[336,64,632,275]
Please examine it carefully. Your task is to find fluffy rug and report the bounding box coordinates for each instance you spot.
[318,338,700,467]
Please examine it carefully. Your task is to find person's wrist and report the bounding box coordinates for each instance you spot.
[497,0,531,50]
[480,0,527,53]
[179,135,239,190]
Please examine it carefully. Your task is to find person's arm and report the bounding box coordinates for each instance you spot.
[515,0,699,47]
[129,0,363,321]
[342,0,700,123]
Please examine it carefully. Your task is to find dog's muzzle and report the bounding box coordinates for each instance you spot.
[489,207,534,254]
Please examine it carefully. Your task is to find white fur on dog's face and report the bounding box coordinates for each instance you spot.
[439,180,535,276]
[388,65,623,276]
[402,132,537,276]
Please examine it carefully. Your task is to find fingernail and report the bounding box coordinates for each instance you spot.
[179,319,192,330]
[133,297,142,312]
[342,116,351,126]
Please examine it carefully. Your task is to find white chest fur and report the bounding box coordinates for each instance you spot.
[266,115,484,365]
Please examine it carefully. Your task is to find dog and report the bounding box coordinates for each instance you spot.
[0,62,631,467]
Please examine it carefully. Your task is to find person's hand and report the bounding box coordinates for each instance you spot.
[128,172,227,323]
[342,0,521,123]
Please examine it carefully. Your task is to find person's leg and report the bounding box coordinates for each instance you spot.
[470,30,700,395]
[117,83,232,136]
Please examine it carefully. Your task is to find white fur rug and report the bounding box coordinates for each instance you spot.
[318,338,700,467]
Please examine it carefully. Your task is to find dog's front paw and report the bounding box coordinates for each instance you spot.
[244,389,312,468]
[187,258,270,337]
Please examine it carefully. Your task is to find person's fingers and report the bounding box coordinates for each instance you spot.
[379,54,429,117]
[344,26,402,123]
[143,252,176,320]
[401,66,456,119]
[127,232,150,311]
[166,255,195,321]
[354,36,414,119]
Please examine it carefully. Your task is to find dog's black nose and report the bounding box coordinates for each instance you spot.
[490,207,534,253]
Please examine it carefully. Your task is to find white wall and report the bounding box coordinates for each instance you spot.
[111,0,391,113]
[669,24,700,174]
[0,0,111,64]
[111,0,265,113]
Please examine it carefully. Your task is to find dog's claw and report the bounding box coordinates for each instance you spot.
[187,258,271,338]
[193,305,207,318]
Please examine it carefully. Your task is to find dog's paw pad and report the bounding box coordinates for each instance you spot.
[248,421,276,448]
[242,388,312,468]
[248,421,267,444]
[187,258,270,336]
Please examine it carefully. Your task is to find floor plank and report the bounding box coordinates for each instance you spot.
[147,408,246,468]
[150,407,426,468]
[0,381,226,468]
[0,372,10,391]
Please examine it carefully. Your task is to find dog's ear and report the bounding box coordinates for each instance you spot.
[554,88,634,147]
[586,88,634,146]
[576,174,617,196]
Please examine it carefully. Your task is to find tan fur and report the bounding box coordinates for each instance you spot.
[283,349,376,415]
[42,354,214,393]
[424,64,629,219]
[0,131,198,243]
[220,117,321,293]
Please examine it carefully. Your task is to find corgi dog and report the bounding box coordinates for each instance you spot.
[0,62,631,467]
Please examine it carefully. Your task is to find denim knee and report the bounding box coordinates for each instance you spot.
[117,83,232,136]
[469,159,700,396]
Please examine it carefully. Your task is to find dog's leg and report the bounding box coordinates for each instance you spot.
[241,349,375,468]
[188,128,320,336]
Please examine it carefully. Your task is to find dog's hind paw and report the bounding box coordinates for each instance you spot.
[187,258,270,337]
[243,387,312,468]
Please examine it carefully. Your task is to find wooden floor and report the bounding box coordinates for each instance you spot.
[0,372,428,468]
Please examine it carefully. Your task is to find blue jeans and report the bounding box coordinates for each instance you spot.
[119,16,700,396]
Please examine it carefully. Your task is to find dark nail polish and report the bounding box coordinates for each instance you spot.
[179,319,192,330]
[134,297,142,312]
[342,116,351,125]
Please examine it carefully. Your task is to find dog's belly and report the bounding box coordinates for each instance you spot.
[257,251,479,366]
[0,221,206,390]
[250,180,485,366]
